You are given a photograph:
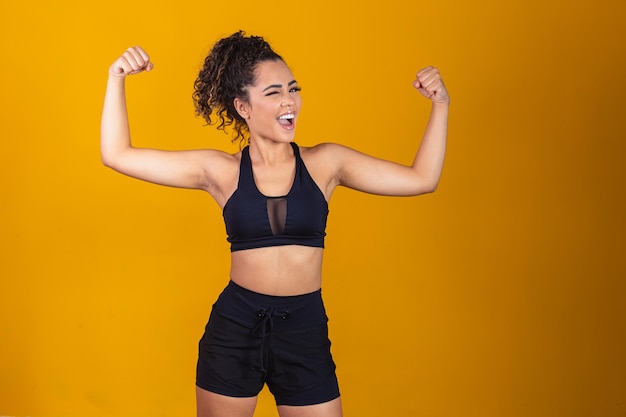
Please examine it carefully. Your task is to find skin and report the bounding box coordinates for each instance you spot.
[101,45,449,417]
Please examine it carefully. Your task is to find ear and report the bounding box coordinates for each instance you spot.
[234,97,250,120]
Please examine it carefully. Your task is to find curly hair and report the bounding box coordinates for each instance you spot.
[193,31,283,148]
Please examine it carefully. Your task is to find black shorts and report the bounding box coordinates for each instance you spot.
[196,280,340,406]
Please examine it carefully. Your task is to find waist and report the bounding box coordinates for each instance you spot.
[230,245,323,295]
[213,280,328,330]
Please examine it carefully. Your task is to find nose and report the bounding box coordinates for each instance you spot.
[281,94,296,107]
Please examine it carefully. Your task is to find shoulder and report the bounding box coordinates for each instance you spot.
[296,143,356,193]
[298,142,364,169]
[198,147,241,165]
[191,148,240,177]
[298,142,351,164]
[297,142,376,199]
[198,148,242,199]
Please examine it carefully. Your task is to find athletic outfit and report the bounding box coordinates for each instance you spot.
[196,142,340,406]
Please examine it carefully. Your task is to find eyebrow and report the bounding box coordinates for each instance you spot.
[262,80,298,92]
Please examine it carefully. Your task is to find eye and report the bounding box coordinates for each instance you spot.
[265,91,279,96]
[290,86,302,93]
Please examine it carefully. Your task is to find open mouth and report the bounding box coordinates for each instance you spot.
[277,113,295,128]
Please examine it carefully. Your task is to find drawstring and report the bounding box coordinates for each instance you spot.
[253,308,290,336]
[252,307,290,372]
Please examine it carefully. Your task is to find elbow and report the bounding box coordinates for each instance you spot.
[414,176,440,195]
[101,152,115,169]
[100,141,112,167]
[428,177,442,193]
[410,168,442,196]
[405,182,438,197]
[100,145,126,170]
[101,150,123,171]
[427,184,439,194]
[421,182,439,195]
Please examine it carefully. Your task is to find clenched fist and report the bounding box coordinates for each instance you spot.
[413,67,449,105]
[109,46,154,79]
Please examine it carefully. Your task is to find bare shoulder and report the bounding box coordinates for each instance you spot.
[199,148,242,205]
[298,142,350,165]
[297,143,351,199]
[298,142,366,169]
[201,147,241,170]
[187,148,240,182]
[298,142,335,170]
[299,142,347,154]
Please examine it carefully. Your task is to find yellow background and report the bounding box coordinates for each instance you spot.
[1,0,625,416]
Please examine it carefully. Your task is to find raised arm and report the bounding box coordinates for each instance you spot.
[100,46,221,191]
[328,66,449,197]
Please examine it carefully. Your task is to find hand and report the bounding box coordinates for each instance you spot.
[109,46,154,79]
[413,66,449,105]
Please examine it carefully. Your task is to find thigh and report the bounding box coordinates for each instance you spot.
[196,386,257,417]
[268,322,339,405]
[196,309,265,397]
[277,397,343,417]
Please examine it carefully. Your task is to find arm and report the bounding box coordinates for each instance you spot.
[332,66,449,196]
[100,46,216,190]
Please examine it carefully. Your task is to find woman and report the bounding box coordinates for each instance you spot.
[101,31,449,417]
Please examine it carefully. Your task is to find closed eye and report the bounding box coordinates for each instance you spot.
[264,87,300,96]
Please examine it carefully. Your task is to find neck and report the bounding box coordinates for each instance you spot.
[248,140,294,165]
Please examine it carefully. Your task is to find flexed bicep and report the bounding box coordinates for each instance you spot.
[334,66,449,196]
[103,147,219,191]
[326,144,435,197]
[100,47,228,192]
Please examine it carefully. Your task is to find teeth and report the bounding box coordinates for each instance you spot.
[279,113,295,120]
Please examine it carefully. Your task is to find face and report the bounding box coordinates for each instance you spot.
[236,59,302,144]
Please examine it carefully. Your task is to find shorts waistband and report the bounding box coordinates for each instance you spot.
[213,280,328,331]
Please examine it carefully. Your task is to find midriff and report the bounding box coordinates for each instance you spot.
[230,245,324,296]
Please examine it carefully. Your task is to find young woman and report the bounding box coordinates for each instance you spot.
[101,31,449,417]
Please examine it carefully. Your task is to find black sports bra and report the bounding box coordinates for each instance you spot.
[223,142,329,252]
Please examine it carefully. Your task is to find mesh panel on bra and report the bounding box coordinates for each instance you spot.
[267,197,287,236]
